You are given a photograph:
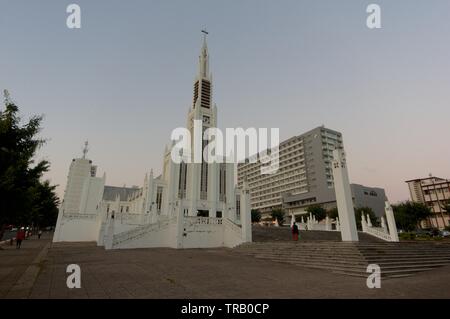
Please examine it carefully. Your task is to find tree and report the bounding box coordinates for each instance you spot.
[441,200,450,216]
[392,201,433,231]
[29,181,60,228]
[0,91,59,237]
[251,209,261,223]
[354,207,379,230]
[305,205,327,222]
[327,207,339,220]
[329,206,379,230]
[270,209,285,225]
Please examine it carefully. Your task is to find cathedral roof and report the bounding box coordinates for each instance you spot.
[103,185,140,201]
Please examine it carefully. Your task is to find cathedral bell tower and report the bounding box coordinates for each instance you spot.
[181,31,220,216]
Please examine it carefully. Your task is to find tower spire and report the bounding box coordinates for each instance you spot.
[199,30,209,78]
[82,140,89,159]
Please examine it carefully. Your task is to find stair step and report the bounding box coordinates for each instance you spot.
[255,255,449,270]
[235,239,450,278]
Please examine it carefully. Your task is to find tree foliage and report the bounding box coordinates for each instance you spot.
[251,209,261,223]
[305,205,327,221]
[327,206,379,230]
[270,209,285,225]
[441,200,450,215]
[392,201,433,231]
[327,207,339,220]
[0,92,59,234]
[354,207,379,230]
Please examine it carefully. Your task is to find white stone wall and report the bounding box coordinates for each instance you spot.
[53,215,101,242]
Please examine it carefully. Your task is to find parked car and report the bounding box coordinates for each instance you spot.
[415,228,440,237]
[440,230,450,238]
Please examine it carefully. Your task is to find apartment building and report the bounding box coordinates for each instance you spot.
[237,126,343,214]
[406,176,450,229]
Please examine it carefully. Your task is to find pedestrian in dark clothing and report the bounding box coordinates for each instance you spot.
[16,228,26,249]
[38,230,42,239]
[292,223,299,241]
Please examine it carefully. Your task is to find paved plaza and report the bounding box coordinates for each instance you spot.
[1,233,450,299]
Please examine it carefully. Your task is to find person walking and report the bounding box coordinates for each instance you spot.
[16,227,26,249]
[292,222,299,241]
[38,230,43,239]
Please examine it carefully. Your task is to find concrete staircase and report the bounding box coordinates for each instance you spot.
[235,227,450,278]
[252,226,383,242]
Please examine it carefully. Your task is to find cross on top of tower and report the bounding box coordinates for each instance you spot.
[201,29,209,52]
[82,140,89,159]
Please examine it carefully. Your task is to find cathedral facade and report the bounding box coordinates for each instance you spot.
[53,35,252,249]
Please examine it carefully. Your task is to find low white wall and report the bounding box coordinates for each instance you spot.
[53,217,100,242]
[182,224,224,249]
[223,221,244,248]
[113,221,178,249]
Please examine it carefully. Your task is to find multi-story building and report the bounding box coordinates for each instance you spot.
[237,127,388,218]
[282,183,387,218]
[237,126,343,214]
[406,176,450,229]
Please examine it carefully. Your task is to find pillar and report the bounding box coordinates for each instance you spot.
[240,181,252,243]
[325,216,331,231]
[176,204,184,248]
[366,213,372,228]
[381,216,387,233]
[361,214,367,232]
[225,160,235,221]
[104,215,115,250]
[332,148,359,241]
[385,201,399,242]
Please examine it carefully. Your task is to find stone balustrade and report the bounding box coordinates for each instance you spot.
[223,218,242,236]
[63,213,97,220]
[113,216,177,246]
[184,217,223,226]
[365,226,392,241]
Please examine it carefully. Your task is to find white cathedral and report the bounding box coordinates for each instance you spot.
[53,35,252,249]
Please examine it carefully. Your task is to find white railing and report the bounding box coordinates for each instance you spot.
[223,218,242,237]
[365,227,392,242]
[63,213,97,220]
[184,217,223,226]
[112,216,177,246]
[117,213,141,221]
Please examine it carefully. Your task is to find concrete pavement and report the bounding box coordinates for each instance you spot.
[1,234,450,299]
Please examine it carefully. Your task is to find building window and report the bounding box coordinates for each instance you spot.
[178,162,187,199]
[236,196,241,221]
[156,187,163,212]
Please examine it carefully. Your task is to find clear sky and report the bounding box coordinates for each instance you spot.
[1,0,449,203]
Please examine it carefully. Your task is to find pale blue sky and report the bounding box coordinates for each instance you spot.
[1,0,450,202]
